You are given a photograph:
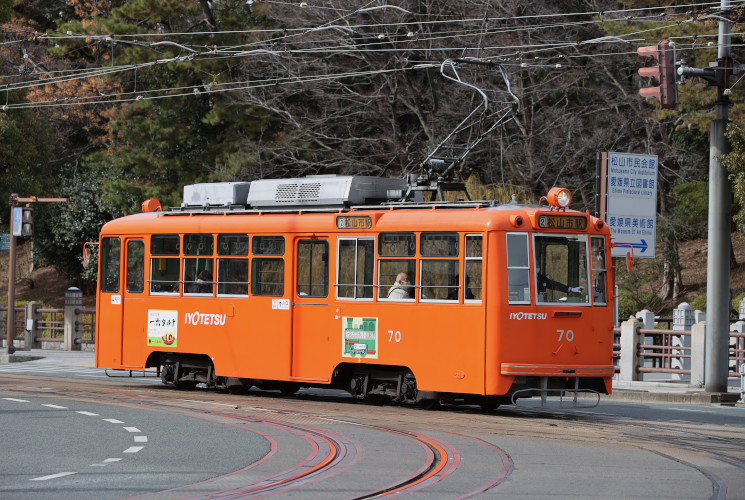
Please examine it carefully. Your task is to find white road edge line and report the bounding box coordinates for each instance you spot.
[30,472,77,481]
[2,398,29,402]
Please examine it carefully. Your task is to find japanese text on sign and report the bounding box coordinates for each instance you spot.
[606,152,658,258]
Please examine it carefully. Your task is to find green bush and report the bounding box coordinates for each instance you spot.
[690,294,707,312]
[733,292,745,313]
[617,290,662,319]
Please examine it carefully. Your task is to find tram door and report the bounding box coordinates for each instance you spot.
[291,237,332,380]
[97,237,124,368]
[120,238,146,367]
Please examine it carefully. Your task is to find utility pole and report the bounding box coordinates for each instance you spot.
[704,0,733,393]
[640,1,734,392]
[5,194,66,354]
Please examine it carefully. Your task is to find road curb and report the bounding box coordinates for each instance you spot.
[0,354,45,363]
[603,389,741,406]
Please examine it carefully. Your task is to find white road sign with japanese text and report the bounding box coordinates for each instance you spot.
[607,152,658,258]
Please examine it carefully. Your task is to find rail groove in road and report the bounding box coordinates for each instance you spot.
[1,371,744,499]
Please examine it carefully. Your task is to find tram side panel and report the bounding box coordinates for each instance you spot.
[335,301,487,395]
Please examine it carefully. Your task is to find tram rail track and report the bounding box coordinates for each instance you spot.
[1,372,743,499]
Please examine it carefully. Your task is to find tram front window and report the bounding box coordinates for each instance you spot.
[534,234,589,305]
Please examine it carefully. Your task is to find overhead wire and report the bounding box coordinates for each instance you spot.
[1,1,742,110]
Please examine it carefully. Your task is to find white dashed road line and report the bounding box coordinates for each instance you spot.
[30,472,77,481]
[2,397,148,481]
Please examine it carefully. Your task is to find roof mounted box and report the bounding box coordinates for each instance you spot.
[247,175,408,208]
[183,182,251,207]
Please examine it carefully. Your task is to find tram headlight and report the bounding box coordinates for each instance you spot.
[547,187,572,208]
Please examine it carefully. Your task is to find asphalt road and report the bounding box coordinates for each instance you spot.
[1,357,744,499]
[0,395,269,500]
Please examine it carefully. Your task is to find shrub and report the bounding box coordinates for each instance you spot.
[690,294,707,312]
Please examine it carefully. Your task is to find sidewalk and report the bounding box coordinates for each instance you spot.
[607,380,743,406]
[2,349,744,406]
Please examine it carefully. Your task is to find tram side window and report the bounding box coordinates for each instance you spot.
[101,237,121,293]
[535,234,589,305]
[253,235,285,256]
[421,232,459,301]
[218,234,249,296]
[151,234,180,294]
[337,238,375,299]
[297,240,329,297]
[378,232,416,301]
[252,236,285,296]
[507,233,530,304]
[184,234,215,295]
[126,240,145,293]
[465,234,483,301]
[591,236,607,304]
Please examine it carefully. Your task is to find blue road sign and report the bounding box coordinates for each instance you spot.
[11,207,23,236]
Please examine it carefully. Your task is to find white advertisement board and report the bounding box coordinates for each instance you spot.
[606,152,658,258]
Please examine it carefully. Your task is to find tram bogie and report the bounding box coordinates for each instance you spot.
[94,175,616,409]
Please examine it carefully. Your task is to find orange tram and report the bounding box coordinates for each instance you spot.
[95,176,616,409]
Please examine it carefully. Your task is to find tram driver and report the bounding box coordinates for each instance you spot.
[388,272,412,300]
[537,272,583,295]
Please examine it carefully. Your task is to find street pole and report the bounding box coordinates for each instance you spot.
[5,226,17,355]
[5,194,66,355]
[705,0,732,393]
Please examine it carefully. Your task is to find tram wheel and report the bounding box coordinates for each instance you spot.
[175,380,198,390]
[479,401,501,411]
[279,384,300,396]
[416,398,440,410]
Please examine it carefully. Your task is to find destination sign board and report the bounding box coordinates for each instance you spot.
[537,214,588,230]
[336,216,372,229]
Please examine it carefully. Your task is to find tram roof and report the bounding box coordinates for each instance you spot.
[100,202,608,236]
[101,176,608,235]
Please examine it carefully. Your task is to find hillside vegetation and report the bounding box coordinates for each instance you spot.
[2,2,745,312]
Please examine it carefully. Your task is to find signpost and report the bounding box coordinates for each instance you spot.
[599,152,659,258]
[5,194,67,354]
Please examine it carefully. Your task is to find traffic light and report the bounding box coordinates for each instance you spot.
[21,206,33,237]
[638,39,677,109]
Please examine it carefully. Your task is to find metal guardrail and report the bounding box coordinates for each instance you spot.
[1,291,94,351]
[637,328,692,375]
[0,306,25,341]
[36,308,64,342]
